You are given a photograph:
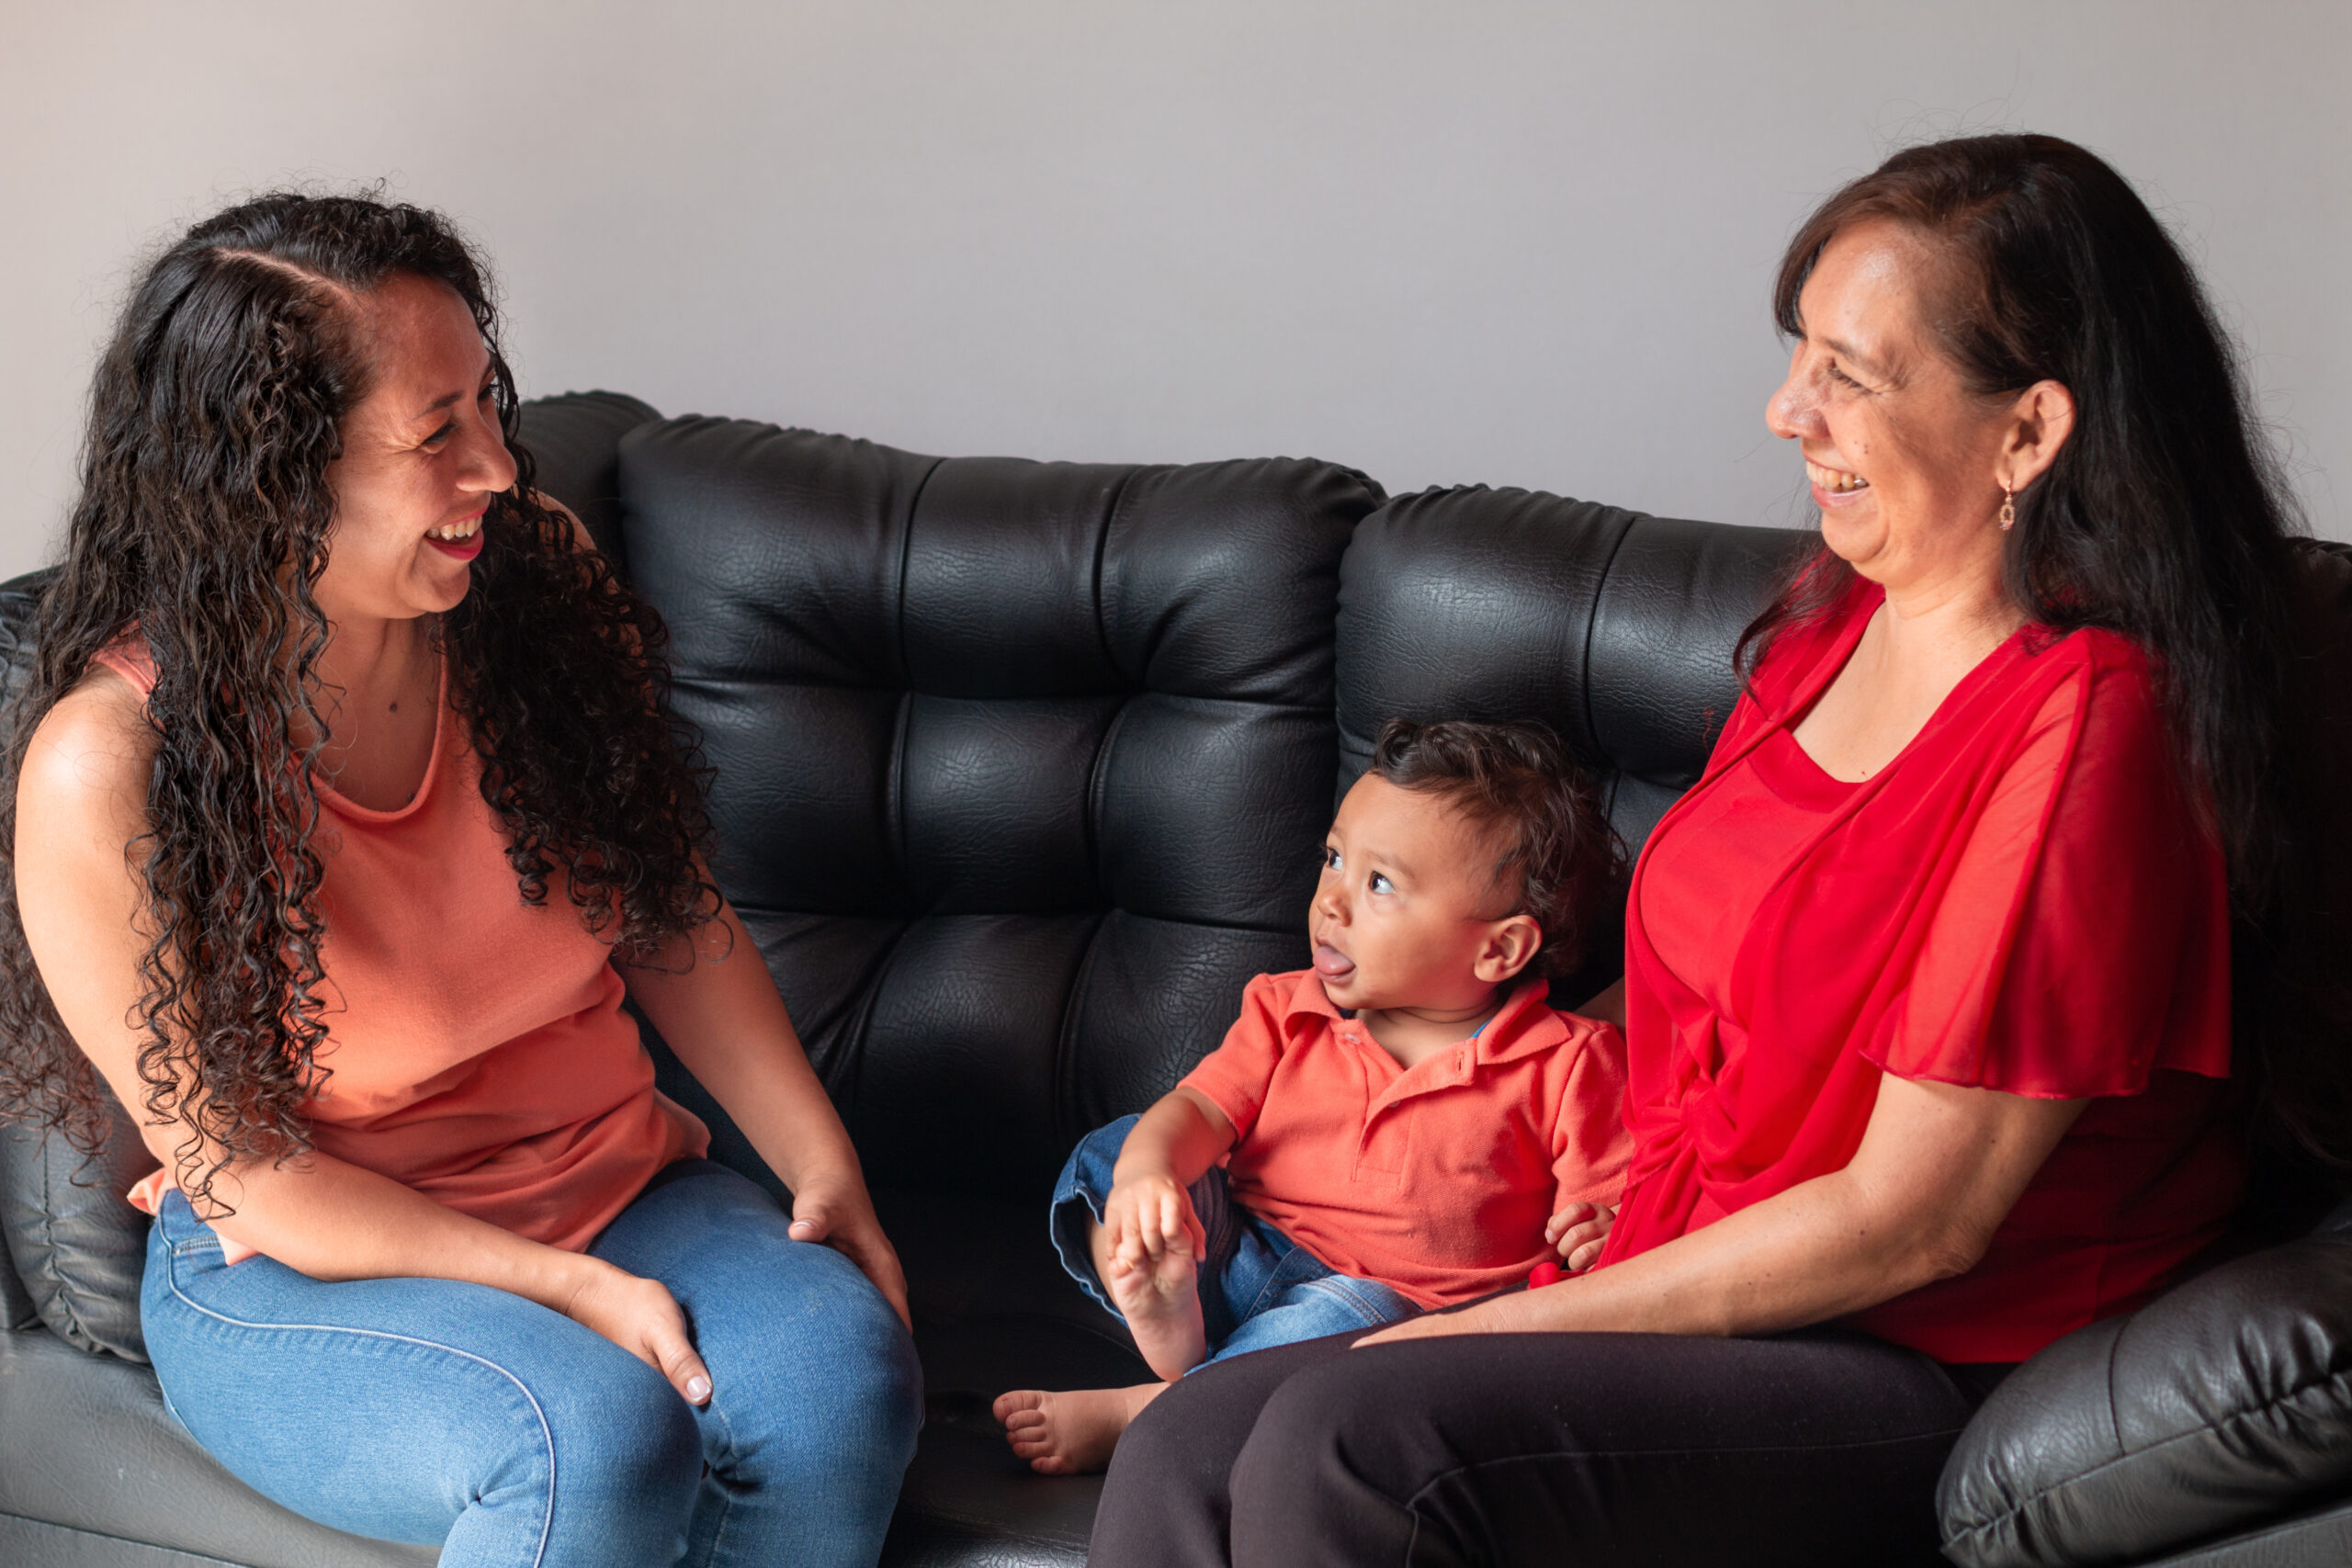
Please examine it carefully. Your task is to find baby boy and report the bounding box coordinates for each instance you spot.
[994,718,1633,1472]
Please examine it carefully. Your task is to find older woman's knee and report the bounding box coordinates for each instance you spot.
[1230,1350,1440,1513]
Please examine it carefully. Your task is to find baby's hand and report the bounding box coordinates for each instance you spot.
[1101,1170,1205,1280]
[1544,1201,1618,1272]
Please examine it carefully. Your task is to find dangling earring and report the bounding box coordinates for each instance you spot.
[1999,481,2016,532]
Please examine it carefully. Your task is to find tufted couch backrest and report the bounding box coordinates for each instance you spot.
[615,416,1385,1196]
[597,403,1811,1199]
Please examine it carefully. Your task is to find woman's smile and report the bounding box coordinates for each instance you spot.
[1804,457,1871,500]
[424,508,487,560]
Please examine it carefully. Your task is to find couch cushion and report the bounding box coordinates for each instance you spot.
[1938,1201,2352,1568]
[880,1189,1150,1567]
[0,1101,156,1361]
[2130,1496,2352,1568]
[512,388,662,569]
[618,420,1384,1194]
[0,1323,433,1567]
[0,1208,35,1333]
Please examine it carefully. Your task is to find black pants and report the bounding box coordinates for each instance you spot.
[1090,1325,2007,1568]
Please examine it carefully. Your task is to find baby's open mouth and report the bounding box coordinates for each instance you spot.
[1313,943,1356,981]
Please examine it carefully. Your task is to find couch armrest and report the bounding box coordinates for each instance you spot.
[1939,1209,2352,1568]
[0,1096,157,1362]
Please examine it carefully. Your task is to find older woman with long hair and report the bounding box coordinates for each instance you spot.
[0,196,920,1567]
[1089,133,2348,1566]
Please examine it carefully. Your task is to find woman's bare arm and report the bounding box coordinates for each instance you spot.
[12,676,717,1403]
[1360,1070,2084,1342]
[622,903,911,1329]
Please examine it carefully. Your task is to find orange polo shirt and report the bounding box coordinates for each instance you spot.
[1177,970,1632,1310]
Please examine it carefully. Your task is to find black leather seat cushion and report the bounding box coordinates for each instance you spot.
[0,1105,154,1361]
[0,1208,34,1333]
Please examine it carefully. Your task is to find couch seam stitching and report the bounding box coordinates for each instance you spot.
[1580,510,1638,765]
[893,456,942,690]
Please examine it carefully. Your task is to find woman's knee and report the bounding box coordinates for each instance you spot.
[718,1249,922,1468]
[1232,1348,1429,1507]
[526,1354,705,1514]
[824,1289,923,1452]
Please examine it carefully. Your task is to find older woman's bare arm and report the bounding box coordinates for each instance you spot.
[1359,1070,2084,1343]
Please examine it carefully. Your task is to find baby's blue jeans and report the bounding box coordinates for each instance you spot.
[141,1160,921,1568]
[1049,1114,1419,1369]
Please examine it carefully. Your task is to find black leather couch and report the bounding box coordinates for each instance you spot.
[4,391,2350,1568]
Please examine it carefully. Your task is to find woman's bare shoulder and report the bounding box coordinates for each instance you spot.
[17,668,155,833]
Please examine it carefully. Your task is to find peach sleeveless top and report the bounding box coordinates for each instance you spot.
[104,640,707,1264]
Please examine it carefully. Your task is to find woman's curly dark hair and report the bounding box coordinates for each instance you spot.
[0,192,719,1206]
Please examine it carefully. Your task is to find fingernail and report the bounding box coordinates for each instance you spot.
[687,1375,711,1403]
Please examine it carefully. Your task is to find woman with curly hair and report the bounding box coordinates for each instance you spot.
[0,194,920,1567]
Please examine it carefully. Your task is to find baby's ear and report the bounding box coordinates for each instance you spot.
[1476,915,1544,985]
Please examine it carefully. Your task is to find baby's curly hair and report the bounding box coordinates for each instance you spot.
[1370,718,1623,981]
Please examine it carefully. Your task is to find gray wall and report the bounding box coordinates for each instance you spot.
[4,0,2346,581]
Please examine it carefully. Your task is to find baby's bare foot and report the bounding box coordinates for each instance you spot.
[1106,1240,1208,1381]
[992,1384,1166,1474]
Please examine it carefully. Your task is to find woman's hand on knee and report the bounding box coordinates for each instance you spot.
[787,1173,913,1332]
[561,1260,714,1405]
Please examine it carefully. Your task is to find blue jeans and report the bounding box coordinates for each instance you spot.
[141,1160,922,1568]
[1049,1116,1418,1369]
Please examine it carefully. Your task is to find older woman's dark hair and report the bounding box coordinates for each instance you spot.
[1747,133,2352,1169]
[1370,718,1623,983]
[0,193,718,1205]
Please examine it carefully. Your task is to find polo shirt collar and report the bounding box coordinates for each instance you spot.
[1275,969,1571,1065]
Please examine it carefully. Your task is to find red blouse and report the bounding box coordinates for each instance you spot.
[1597,577,2241,1363]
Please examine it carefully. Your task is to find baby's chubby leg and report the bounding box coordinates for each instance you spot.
[1091,1179,1210,1382]
[988,1191,1205,1475]
[1001,1097,1241,1473]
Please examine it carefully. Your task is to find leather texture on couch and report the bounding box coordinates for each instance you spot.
[3,391,2349,1568]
